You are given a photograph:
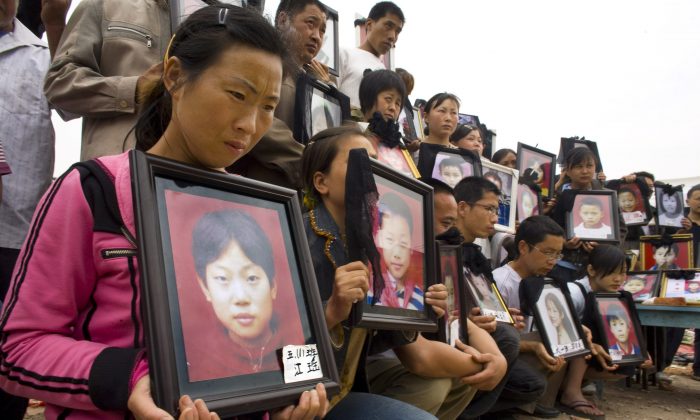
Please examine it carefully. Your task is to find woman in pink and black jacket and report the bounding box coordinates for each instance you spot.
[0,6,327,420]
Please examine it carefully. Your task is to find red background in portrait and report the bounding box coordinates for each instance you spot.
[164,190,305,378]
[571,195,613,227]
[371,182,425,296]
[619,182,645,213]
[598,300,640,352]
[640,240,691,270]
[619,274,656,299]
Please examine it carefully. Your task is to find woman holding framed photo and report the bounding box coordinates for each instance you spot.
[0,6,329,420]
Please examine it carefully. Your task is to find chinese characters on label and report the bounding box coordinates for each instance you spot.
[482,308,511,323]
[283,344,324,384]
[553,339,584,357]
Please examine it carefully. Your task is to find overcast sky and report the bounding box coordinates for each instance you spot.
[53,0,700,184]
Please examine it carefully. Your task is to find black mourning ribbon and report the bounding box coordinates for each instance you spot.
[647,233,676,250]
[367,112,403,149]
[461,242,492,277]
[665,270,698,280]
[661,183,684,196]
[436,226,463,245]
[345,148,384,305]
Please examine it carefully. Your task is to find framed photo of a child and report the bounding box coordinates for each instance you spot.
[131,152,339,417]
[639,234,694,270]
[417,143,482,189]
[436,242,469,346]
[516,182,541,222]
[593,293,646,366]
[398,106,426,141]
[654,185,685,228]
[294,76,350,145]
[481,159,519,234]
[619,271,661,302]
[353,159,438,331]
[611,181,652,226]
[464,268,514,324]
[565,190,621,243]
[659,270,700,305]
[516,143,556,199]
[375,143,420,178]
[529,280,590,359]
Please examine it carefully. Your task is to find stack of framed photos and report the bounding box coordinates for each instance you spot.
[130,151,339,417]
[592,292,646,365]
[525,279,590,359]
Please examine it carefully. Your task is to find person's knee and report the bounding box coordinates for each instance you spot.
[491,324,520,365]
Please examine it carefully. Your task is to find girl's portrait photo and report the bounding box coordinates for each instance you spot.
[567,193,619,241]
[517,183,540,222]
[598,300,642,362]
[655,186,685,228]
[617,183,648,225]
[661,271,700,305]
[464,269,513,324]
[639,235,694,270]
[516,144,556,198]
[431,152,474,188]
[619,272,659,302]
[530,283,588,359]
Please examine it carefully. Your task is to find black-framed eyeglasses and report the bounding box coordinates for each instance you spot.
[528,243,564,261]
[469,202,500,217]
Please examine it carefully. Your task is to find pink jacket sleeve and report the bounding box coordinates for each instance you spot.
[0,168,142,411]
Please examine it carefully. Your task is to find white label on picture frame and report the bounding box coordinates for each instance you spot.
[283,344,324,384]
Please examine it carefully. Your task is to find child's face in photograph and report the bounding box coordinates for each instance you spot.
[662,193,678,214]
[610,316,629,343]
[379,146,408,172]
[201,240,276,346]
[579,203,603,228]
[624,278,645,294]
[440,165,463,189]
[371,88,403,122]
[688,282,700,293]
[619,191,637,212]
[653,246,676,267]
[378,212,412,281]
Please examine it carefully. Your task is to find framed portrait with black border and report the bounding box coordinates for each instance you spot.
[659,270,700,305]
[398,106,425,141]
[130,151,339,417]
[314,2,339,77]
[436,242,469,346]
[516,182,542,222]
[654,185,685,229]
[558,137,603,173]
[464,268,514,324]
[592,292,646,366]
[417,143,482,190]
[565,190,621,243]
[612,181,653,226]
[350,159,438,332]
[481,159,519,234]
[639,234,694,270]
[293,76,350,145]
[528,279,590,359]
[619,271,661,302]
[516,143,556,199]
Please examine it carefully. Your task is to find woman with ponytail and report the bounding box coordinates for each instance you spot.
[0,6,328,420]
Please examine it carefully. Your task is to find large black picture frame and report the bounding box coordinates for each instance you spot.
[130,151,339,417]
[592,292,646,367]
[417,143,482,189]
[294,76,350,145]
[516,143,557,200]
[565,190,621,243]
[350,159,438,332]
[436,242,469,346]
[558,137,603,173]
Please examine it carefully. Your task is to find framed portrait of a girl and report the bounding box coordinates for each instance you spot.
[655,185,685,228]
[131,152,339,417]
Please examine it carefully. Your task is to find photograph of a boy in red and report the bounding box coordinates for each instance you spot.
[165,191,305,383]
[602,302,640,362]
[369,191,425,311]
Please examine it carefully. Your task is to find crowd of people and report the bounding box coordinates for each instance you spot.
[0,1,698,420]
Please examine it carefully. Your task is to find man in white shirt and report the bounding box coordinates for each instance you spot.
[338,1,404,110]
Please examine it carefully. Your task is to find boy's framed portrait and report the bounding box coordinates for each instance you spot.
[314,3,339,76]
[654,186,685,228]
[558,137,604,173]
[130,151,339,417]
[516,143,556,199]
[464,268,514,324]
[565,190,620,243]
[398,106,425,141]
[516,182,542,222]
[619,271,661,302]
[660,270,700,305]
[639,234,694,270]
[351,159,438,331]
[529,280,590,359]
[613,181,652,226]
[592,292,646,366]
[417,143,482,190]
[436,242,468,346]
[375,143,420,179]
[293,77,350,145]
[481,159,519,234]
